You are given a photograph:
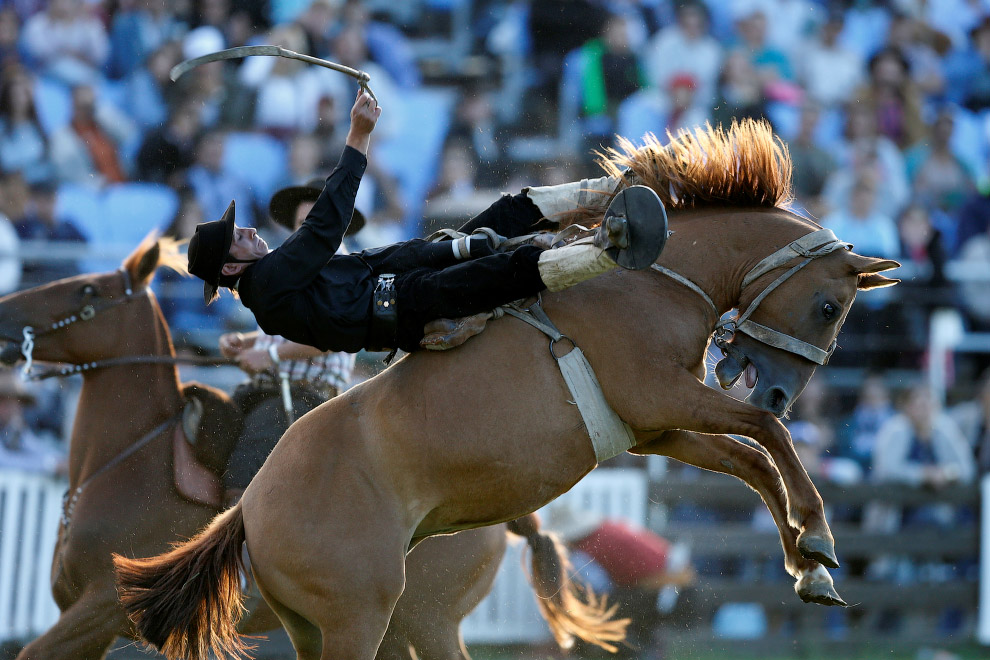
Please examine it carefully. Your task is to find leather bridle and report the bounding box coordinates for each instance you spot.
[652,228,852,366]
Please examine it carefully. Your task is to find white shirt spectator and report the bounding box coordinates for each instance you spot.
[798,36,864,107]
[20,0,109,85]
[0,214,21,295]
[643,22,722,106]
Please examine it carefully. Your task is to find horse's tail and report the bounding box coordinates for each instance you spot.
[506,513,629,652]
[113,503,251,660]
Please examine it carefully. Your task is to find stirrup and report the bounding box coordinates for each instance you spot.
[601,185,669,270]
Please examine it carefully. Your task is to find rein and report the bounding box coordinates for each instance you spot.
[651,228,851,366]
[12,269,235,380]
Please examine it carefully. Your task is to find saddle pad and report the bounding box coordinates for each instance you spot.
[556,346,636,463]
[173,426,223,509]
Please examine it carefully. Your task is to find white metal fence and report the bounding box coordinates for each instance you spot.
[461,467,648,643]
[0,466,646,645]
[0,469,64,641]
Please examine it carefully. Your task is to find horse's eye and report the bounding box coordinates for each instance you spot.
[81,284,97,297]
[822,302,836,320]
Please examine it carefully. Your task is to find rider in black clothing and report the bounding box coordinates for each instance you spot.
[187,91,664,354]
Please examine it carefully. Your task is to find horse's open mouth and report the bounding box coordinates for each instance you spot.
[743,362,758,389]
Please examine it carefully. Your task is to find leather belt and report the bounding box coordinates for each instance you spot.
[367,273,398,351]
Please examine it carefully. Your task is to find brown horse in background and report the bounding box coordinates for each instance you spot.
[115,120,900,660]
[0,241,603,660]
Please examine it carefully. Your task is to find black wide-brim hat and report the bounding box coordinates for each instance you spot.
[268,178,366,236]
[187,200,236,304]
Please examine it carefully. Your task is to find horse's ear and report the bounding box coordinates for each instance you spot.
[859,273,900,290]
[843,253,900,290]
[123,237,161,288]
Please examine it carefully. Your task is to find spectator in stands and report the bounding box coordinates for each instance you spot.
[341,0,421,90]
[0,63,50,184]
[956,218,990,331]
[292,0,339,58]
[821,178,900,261]
[50,84,133,187]
[107,0,183,80]
[838,0,892,61]
[894,203,951,356]
[0,175,22,296]
[136,98,203,187]
[0,371,65,476]
[660,74,709,135]
[172,26,256,130]
[12,177,87,285]
[785,375,863,485]
[827,103,909,218]
[0,7,24,68]
[710,50,767,129]
[312,94,342,170]
[836,372,896,476]
[543,501,695,659]
[853,48,926,150]
[239,22,337,138]
[19,0,109,85]
[874,384,975,494]
[276,133,325,192]
[427,138,480,206]
[183,129,256,228]
[788,100,835,205]
[733,6,795,87]
[643,1,722,106]
[122,40,182,133]
[951,367,990,475]
[162,187,206,241]
[904,109,975,213]
[886,13,949,99]
[448,86,505,188]
[323,23,400,140]
[796,11,864,109]
[945,16,990,112]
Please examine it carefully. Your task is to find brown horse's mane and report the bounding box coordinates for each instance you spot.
[560,119,795,227]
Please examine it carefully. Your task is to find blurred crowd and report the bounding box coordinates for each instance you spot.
[1,2,989,650]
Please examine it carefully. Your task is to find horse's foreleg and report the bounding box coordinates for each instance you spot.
[646,375,837,569]
[633,430,846,606]
[15,588,125,660]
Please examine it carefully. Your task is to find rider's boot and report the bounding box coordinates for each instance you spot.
[538,185,668,292]
[524,175,620,219]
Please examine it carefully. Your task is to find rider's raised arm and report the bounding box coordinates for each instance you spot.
[257,91,379,285]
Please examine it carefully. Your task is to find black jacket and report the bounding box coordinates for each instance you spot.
[237,146,375,352]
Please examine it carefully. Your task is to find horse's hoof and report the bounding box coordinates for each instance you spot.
[797,533,839,569]
[795,566,848,608]
[797,581,848,607]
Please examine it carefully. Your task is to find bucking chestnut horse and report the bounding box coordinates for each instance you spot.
[115,120,900,660]
[0,240,611,660]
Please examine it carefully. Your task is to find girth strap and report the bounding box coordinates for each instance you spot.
[502,301,635,463]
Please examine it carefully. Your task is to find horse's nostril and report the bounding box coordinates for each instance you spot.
[765,387,789,415]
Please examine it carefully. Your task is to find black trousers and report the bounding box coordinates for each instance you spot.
[368,193,548,352]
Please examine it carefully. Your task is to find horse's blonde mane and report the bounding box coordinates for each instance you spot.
[121,233,188,285]
[603,119,793,211]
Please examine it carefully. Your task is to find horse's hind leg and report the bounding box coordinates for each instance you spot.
[633,430,845,606]
[253,577,323,660]
[649,375,837,568]
[16,588,123,660]
[409,620,471,660]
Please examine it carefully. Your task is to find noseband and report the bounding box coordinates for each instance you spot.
[653,228,851,366]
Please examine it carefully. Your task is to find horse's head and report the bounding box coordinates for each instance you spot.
[0,236,176,372]
[716,245,899,417]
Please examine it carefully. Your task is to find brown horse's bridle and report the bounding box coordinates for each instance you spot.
[10,269,233,380]
[652,228,852,366]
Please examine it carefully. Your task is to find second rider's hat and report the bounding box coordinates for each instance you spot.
[268,178,366,236]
